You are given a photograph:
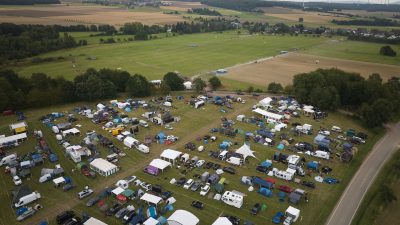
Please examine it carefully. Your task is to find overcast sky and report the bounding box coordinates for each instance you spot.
[274,0,393,4]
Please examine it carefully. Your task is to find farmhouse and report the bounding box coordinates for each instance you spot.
[253,108,283,121]
[90,158,119,176]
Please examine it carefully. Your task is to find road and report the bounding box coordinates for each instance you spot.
[326,122,400,225]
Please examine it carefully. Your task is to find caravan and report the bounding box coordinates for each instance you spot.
[313,150,330,160]
[221,191,244,208]
[136,144,149,154]
[274,170,294,181]
[0,153,17,166]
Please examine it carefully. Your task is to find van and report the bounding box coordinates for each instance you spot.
[20,160,33,169]
[218,150,229,161]
[136,144,149,154]
[14,191,41,208]
[139,120,149,128]
[313,150,330,160]
[0,153,17,166]
[39,174,52,183]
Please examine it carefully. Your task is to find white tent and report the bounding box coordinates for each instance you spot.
[123,136,139,148]
[212,217,233,225]
[84,217,108,225]
[183,81,192,90]
[253,108,283,121]
[140,193,163,205]
[149,159,171,171]
[90,158,119,176]
[167,210,200,225]
[160,149,182,165]
[62,128,80,137]
[259,97,273,107]
[235,143,256,160]
[144,217,159,225]
[112,187,125,196]
[97,103,105,111]
[0,133,27,146]
[10,121,27,132]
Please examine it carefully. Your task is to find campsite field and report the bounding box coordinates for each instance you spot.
[222,52,400,86]
[0,92,382,225]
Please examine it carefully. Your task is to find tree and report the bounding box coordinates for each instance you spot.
[126,74,152,97]
[208,76,222,90]
[299,18,304,22]
[380,46,397,57]
[267,82,283,93]
[163,72,184,91]
[193,78,206,93]
[361,98,394,127]
[159,82,171,95]
[246,86,254,93]
[284,84,294,94]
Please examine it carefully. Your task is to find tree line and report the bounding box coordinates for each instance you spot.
[291,68,400,127]
[0,69,222,112]
[188,8,222,16]
[0,0,59,4]
[332,18,400,27]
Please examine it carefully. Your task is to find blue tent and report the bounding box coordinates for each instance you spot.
[16,207,28,216]
[277,143,284,150]
[258,187,273,197]
[253,177,273,189]
[261,161,272,168]
[157,132,165,144]
[314,134,330,147]
[343,142,353,151]
[38,221,48,225]
[219,142,229,150]
[147,206,157,219]
[278,191,286,202]
[64,177,72,184]
[49,153,58,162]
[307,161,319,170]
[158,216,167,225]
[125,107,132,112]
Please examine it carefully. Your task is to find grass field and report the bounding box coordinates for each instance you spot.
[352,150,400,225]
[0,92,383,225]
[15,32,326,80]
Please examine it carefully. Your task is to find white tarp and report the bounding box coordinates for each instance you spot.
[212,217,233,225]
[84,217,108,225]
[253,108,283,120]
[0,132,27,145]
[140,193,162,205]
[149,159,171,171]
[167,209,200,225]
[144,217,159,225]
[235,143,256,160]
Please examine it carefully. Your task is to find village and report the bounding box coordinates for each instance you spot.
[0,90,370,225]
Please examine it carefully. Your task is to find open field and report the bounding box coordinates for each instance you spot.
[260,7,349,23]
[0,3,183,26]
[0,92,381,225]
[14,33,325,80]
[222,52,400,86]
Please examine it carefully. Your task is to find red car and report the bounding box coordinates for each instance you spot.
[278,185,293,193]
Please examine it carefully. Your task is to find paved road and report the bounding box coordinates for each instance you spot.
[326,122,400,225]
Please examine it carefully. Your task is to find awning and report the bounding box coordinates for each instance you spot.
[140,193,162,205]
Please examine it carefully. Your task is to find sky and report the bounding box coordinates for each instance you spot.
[272,0,395,4]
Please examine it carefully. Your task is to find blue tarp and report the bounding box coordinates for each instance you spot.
[257,130,274,138]
[314,134,330,147]
[49,154,58,162]
[125,107,131,112]
[343,142,353,151]
[147,206,157,219]
[253,177,273,189]
[278,191,286,202]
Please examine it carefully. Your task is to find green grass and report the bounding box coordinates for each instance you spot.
[352,149,400,225]
[303,39,400,66]
[15,32,325,80]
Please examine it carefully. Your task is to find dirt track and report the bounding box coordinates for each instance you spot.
[223,53,400,85]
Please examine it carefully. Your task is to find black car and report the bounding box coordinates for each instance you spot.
[122,210,136,224]
[105,203,122,216]
[205,162,214,169]
[161,191,172,200]
[56,211,75,224]
[226,215,241,225]
[64,217,82,225]
[212,163,221,170]
[86,196,101,207]
[209,151,219,159]
[191,201,205,209]
[251,203,261,215]
[301,181,316,189]
[63,184,75,192]
[256,165,268,173]
[322,166,333,174]
[223,167,236,174]
[176,177,187,186]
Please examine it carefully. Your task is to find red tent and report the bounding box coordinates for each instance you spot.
[116,194,127,202]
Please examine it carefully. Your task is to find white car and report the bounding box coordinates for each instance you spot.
[133,179,142,186]
[200,184,210,196]
[337,135,347,141]
[13,176,22,185]
[183,179,194,189]
[126,176,137,183]
[140,182,152,191]
[318,130,330,136]
[196,160,205,168]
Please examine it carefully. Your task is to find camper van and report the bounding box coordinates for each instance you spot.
[221,191,244,208]
[139,120,149,128]
[274,170,294,181]
[218,150,229,161]
[136,144,149,154]
[226,157,243,166]
[0,153,17,166]
[313,150,330,160]
[14,191,41,208]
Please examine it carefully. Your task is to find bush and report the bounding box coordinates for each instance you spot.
[380,46,397,57]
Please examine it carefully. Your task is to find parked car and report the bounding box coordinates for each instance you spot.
[278,185,293,193]
[256,165,268,173]
[63,184,75,192]
[196,160,205,168]
[223,167,236,174]
[200,184,210,196]
[86,196,101,207]
[272,212,284,224]
[115,207,129,219]
[56,211,75,224]
[126,176,137,183]
[301,181,316,189]
[191,181,202,191]
[324,177,340,184]
[183,179,194,189]
[251,203,261,215]
[140,182,152,191]
[176,178,186,186]
[226,215,241,225]
[64,217,82,225]
[77,188,94,199]
[13,176,22,185]
[191,201,204,209]
[212,163,221,170]
[205,162,214,169]
[105,203,122,216]
[16,207,35,221]
[162,191,172,200]
[122,210,136,224]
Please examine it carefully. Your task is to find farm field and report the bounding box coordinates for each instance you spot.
[15,33,326,80]
[222,52,400,86]
[0,93,382,225]
[0,3,183,26]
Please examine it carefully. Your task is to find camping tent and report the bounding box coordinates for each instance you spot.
[62,128,80,137]
[167,210,199,225]
[235,143,256,160]
[123,137,139,148]
[90,158,119,176]
[140,193,162,206]
[212,217,233,225]
[160,149,182,165]
[149,159,171,172]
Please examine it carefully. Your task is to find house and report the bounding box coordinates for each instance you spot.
[90,158,119,176]
[167,209,199,225]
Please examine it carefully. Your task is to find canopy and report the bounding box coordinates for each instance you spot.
[90,158,118,176]
[144,217,159,225]
[112,187,125,196]
[259,97,273,106]
[62,128,80,137]
[10,121,27,130]
[212,217,233,225]
[160,149,182,165]
[149,159,171,171]
[253,108,283,121]
[140,193,162,205]
[123,136,139,148]
[84,217,108,225]
[235,143,256,160]
[167,209,199,225]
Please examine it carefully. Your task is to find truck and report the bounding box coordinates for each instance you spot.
[14,192,41,208]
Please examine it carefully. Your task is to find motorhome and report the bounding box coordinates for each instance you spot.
[221,191,244,208]
[218,150,229,161]
[284,206,300,225]
[313,150,330,160]
[274,170,294,181]
[14,192,41,208]
[0,153,17,166]
[139,120,149,128]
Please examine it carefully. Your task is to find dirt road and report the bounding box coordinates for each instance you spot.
[326,122,400,225]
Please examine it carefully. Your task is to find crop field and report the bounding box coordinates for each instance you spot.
[222,52,400,86]
[0,92,381,225]
[0,3,183,26]
[15,32,326,80]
